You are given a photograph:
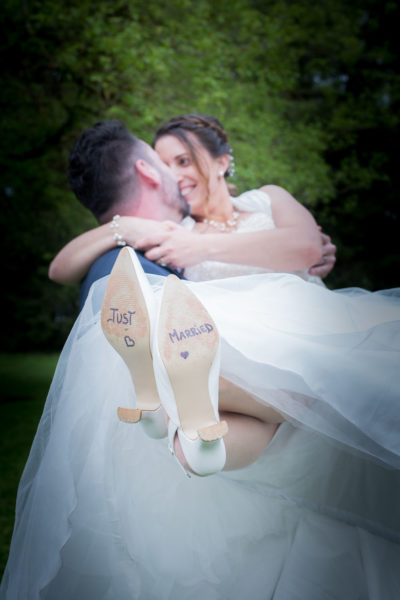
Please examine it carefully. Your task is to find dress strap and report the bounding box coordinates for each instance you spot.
[231,189,272,214]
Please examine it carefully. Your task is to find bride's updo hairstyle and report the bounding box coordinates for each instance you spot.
[153,113,236,182]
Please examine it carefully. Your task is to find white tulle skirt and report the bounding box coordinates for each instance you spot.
[2,272,400,600]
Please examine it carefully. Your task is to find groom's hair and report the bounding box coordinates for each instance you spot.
[68,120,148,222]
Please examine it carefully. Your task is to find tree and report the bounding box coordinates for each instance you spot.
[1,0,398,350]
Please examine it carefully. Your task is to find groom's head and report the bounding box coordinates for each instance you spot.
[68,120,189,224]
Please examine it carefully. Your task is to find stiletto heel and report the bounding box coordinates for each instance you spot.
[154,275,228,475]
[101,247,167,439]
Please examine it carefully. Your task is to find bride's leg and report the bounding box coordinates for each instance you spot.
[156,275,284,475]
[218,377,285,424]
[173,378,284,475]
[174,411,279,473]
[221,413,279,471]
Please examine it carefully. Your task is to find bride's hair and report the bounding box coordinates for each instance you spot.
[153,114,237,196]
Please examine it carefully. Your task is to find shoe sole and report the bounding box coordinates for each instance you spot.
[157,275,228,442]
[101,247,160,421]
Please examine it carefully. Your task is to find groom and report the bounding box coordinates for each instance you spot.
[67,120,191,308]
[67,120,336,308]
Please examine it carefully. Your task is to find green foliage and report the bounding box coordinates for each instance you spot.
[0,353,59,576]
[0,0,399,350]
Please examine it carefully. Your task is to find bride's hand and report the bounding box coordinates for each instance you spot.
[135,228,206,270]
[308,229,336,278]
[118,217,179,247]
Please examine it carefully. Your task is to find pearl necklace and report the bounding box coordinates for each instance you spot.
[202,211,240,231]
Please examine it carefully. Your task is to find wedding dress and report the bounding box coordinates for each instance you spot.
[184,189,325,286]
[2,190,400,599]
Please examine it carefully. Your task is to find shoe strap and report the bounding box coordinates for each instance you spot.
[168,420,192,478]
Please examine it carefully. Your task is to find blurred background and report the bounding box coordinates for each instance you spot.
[1,0,399,352]
[1,0,400,576]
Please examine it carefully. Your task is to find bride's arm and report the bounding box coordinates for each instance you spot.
[48,217,179,284]
[136,186,323,271]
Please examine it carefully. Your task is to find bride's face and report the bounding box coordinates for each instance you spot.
[154,134,222,218]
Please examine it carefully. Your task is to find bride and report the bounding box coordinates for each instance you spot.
[2,116,400,599]
[48,115,336,296]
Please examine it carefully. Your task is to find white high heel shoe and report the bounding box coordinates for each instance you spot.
[101,246,167,439]
[153,275,228,476]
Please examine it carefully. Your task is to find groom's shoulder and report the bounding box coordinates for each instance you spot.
[79,248,122,310]
[78,248,183,310]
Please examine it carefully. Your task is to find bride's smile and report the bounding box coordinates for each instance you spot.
[155,133,231,221]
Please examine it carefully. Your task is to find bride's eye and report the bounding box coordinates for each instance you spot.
[178,156,191,167]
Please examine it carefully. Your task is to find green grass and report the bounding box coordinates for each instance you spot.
[0,353,59,579]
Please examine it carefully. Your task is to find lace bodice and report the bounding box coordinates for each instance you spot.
[183,189,324,285]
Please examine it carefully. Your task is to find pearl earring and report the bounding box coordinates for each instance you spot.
[219,170,224,177]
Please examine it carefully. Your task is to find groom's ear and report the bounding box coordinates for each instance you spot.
[135,159,161,188]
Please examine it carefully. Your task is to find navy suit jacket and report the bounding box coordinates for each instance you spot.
[79,247,184,311]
